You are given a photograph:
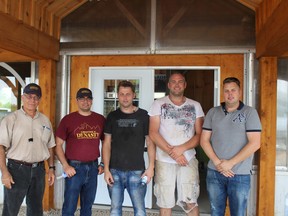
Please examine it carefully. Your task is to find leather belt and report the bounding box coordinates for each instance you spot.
[8,159,44,168]
[68,159,97,165]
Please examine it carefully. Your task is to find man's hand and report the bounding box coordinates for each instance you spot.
[63,165,76,178]
[104,170,114,186]
[98,165,104,175]
[1,172,14,189]
[168,145,185,160]
[175,155,188,166]
[216,159,235,177]
[142,167,154,184]
[47,170,55,186]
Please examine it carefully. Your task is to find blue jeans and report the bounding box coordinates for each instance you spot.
[206,168,251,216]
[108,169,147,216]
[2,160,45,216]
[62,160,99,216]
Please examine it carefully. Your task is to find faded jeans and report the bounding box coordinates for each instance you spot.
[108,169,147,216]
[206,168,251,216]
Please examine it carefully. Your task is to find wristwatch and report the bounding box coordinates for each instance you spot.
[99,162,104,168]
[49,165,56,170]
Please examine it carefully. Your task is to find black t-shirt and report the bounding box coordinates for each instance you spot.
[104,108,149,171]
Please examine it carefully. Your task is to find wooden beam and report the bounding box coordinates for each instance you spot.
[162,3,188,37]
[53,0,87,19]
[0,48,34,62]
[38,59,57,211]
[115,0,146,38]
[256,0,288,57]
[236,0,263,11]
[257,57,277,216]
[0,11,59,60]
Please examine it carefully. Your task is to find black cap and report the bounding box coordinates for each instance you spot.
[23,83,42,98]
[76,88,93,99]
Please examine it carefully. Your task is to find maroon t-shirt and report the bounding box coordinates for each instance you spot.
[56,111,105,162]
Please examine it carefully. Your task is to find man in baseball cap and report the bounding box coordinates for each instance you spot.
[55,87,105,216]
[0,82,55,216]
[76,88,93,99]
[23,83,42,98]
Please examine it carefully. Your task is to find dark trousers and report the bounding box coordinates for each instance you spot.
[2,160,45,216]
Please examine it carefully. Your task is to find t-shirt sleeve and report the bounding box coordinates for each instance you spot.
[104,113,112,134]
[144,111,149,136]
[100,116,106,141]
[202,108,213,131]
[55,117,68,140]
[246,109,262,132]
[148,100,161,116]
[195,101,205,118]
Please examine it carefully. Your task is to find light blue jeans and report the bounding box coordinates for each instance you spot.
[108,169,147,216]
[62,160,99,216]
[206,168,251,216]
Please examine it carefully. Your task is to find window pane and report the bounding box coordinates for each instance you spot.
[276,59,288,168]
[0,77,17,120]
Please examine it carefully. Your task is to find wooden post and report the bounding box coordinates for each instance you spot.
[38,59,57,211]
[257,57,277,216]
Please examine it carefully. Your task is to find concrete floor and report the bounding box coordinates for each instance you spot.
[0,204,210,216]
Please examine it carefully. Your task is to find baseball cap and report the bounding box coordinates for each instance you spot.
[76,88,93,99]
[23,83,42,98]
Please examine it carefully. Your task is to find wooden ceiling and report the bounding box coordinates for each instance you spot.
[3,0,288,62]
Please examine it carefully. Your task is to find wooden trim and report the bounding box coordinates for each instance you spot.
[38,59,57,211]
[257,57,277,216]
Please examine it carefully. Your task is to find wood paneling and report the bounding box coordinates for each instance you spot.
[70,54,244,110]
[0,0,86,61]
[257,57,277,216]
[256,0,282,33]
[256,0,288,57]
[70,54,243,96]
[0,12,60,61]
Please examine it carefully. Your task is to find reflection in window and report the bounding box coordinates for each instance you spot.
[276,59,288,169]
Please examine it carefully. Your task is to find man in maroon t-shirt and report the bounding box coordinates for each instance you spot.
[55,88,105,216]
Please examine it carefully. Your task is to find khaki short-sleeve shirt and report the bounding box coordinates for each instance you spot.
[0,108,56,162]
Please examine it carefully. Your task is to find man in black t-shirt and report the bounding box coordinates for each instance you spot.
[102,80,155,216]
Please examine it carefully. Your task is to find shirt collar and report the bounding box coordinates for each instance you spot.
[221,101,244,115]
[21,106,39,118]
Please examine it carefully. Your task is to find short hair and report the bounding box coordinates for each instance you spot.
[223,77,240,88]
[168,71,186,82]
[117,80,135,93]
